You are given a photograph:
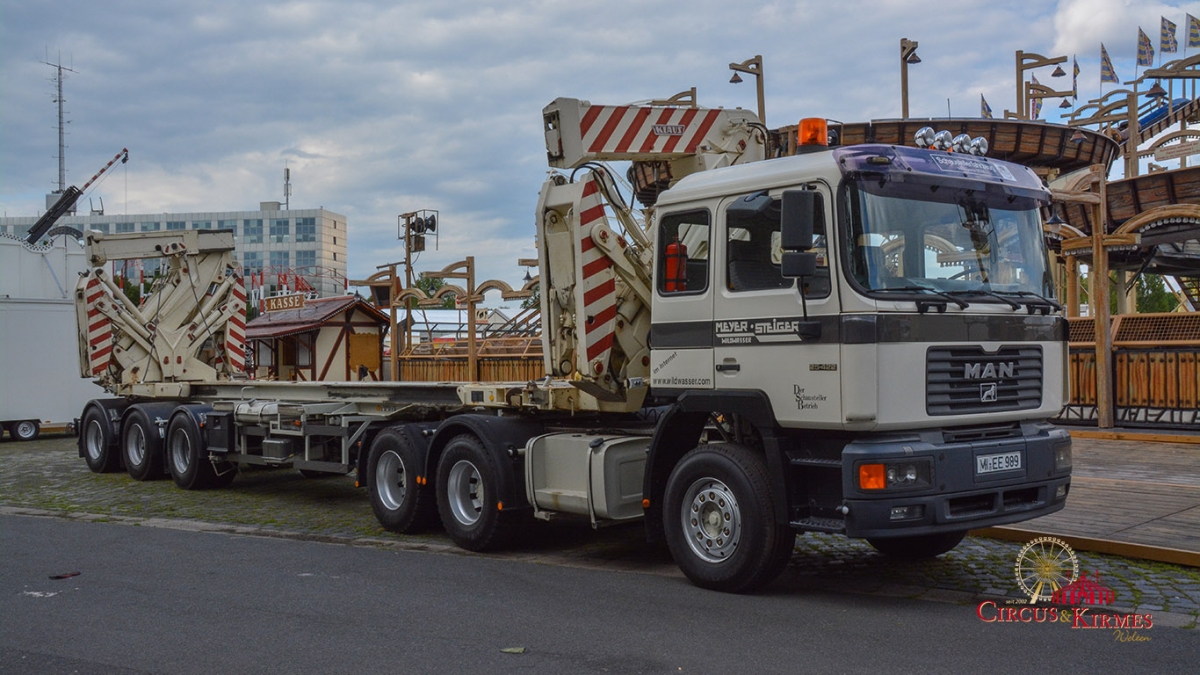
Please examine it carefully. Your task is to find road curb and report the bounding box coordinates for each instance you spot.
[973,526,1200,569]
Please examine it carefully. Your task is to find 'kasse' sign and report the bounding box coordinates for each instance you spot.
[263,294,306,312]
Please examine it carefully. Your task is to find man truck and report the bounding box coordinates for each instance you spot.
[73,99,1072,592]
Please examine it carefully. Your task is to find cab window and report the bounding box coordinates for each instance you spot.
[725,191,829,297]
[657,209,711,295]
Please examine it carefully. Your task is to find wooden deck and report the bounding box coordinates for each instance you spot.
[977,432,1200,566]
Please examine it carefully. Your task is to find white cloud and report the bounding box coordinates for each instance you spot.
[3,0,1199,289]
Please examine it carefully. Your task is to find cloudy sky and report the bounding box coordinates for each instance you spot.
[2,0,1198,300]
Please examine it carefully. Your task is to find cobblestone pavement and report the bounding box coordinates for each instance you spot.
[3,434,1197,629]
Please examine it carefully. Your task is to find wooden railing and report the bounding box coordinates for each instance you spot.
[1060,314,1200,428]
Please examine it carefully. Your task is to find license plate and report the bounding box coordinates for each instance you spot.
[976,451,1022,474]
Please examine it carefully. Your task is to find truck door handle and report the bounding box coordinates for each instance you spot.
[715,363,740,373]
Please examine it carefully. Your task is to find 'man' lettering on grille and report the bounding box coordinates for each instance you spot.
[964,362,1015,379]
[927,346,1043,415]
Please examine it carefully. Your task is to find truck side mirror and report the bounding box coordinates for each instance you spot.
[781,190,817,251]
[781,251,817,278]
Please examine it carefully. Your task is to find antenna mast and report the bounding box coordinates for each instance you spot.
[41,52,77,196]
[284,165,292,210]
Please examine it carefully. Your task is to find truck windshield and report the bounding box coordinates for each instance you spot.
[844,178,1054,302]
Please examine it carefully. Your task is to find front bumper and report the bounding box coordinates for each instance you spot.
[838,424,1071,539]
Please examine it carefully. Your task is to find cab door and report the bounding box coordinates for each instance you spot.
[711,188,843,428]
[649,207,715,394]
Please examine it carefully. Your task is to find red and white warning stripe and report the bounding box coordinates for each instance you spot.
[576,175,617,374]
[224,272,247,373]
[83,276,113,376]
[579,105,723,157]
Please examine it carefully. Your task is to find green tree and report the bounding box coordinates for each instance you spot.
[415,275,456,309]
[520,283,540,310]
[1136,274,1179,313]
[1078,271,1180,314]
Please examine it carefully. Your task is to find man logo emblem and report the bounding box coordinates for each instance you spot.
[980,382,999,403]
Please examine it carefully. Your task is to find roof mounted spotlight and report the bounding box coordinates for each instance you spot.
[969,136,989,156]
[932,130,954,151]
[914,126,936,148]
[952,134,973,153]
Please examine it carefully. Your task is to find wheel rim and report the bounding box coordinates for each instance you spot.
[15,421,36,439]
[169,427,192,475]
[376,449,407,511]
[125,424,146,467]
[446,459,483,526]
[681,477,742,564]
[85,420,104,460]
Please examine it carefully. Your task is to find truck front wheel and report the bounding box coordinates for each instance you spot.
[664,443,794,593]
[368,428,437,533]
[867,531,966,560]
[81,406,121,473]
[435,434,513,551]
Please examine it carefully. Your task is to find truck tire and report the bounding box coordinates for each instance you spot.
[663,443,795,593]
[436,434,513,551]
[368,428,438,533]
[122,408,164,481]
[81,406,121,473]
[867,531,966,560]
[10,420,40,442]
[166,412,216,490]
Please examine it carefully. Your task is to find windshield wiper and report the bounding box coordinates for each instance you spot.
[991,290,1064,315]
[943,289,1021,311]
[872,286,969,313]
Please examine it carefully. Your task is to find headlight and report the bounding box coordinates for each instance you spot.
[858,459,933,490]
[1054,442,1072,472]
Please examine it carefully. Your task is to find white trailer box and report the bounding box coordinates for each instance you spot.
[0,234,107,439]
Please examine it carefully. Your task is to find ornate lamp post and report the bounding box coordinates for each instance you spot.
[729,55,765,125]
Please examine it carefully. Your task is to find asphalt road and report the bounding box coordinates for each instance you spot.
[2,514,1195,674]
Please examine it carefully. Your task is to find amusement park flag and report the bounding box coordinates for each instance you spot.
[981,94,993,119]
[1138,27,1154,67]
[1162,17,1178,54]
[1190,14,1200,49]
[1072,56,1079,99]
[1100,43,1119,83]
[1030,74,1043,120]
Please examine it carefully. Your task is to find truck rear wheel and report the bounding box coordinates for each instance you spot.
[167,412,216,490]
[867,531,966,560]
[436,434,513,551]
[368,428,437,533]
[122,408,164,481]
[10,420,40,442]
[664,443,794,593]
[81,406,121,473]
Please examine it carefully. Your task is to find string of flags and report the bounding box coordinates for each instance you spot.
[977,14,1200,119]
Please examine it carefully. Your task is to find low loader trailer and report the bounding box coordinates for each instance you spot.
[74,100,1072,592]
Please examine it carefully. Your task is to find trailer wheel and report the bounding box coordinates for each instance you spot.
[166,412,216,490]
[81,406,121,473]
[10,420,40,442]
[368,428,437,533]
[436,434,513,551]
[867,531,967,560]
[663,443,794,593]
[122,409,164,481]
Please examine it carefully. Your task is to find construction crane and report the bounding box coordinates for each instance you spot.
[25,148,129,245]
